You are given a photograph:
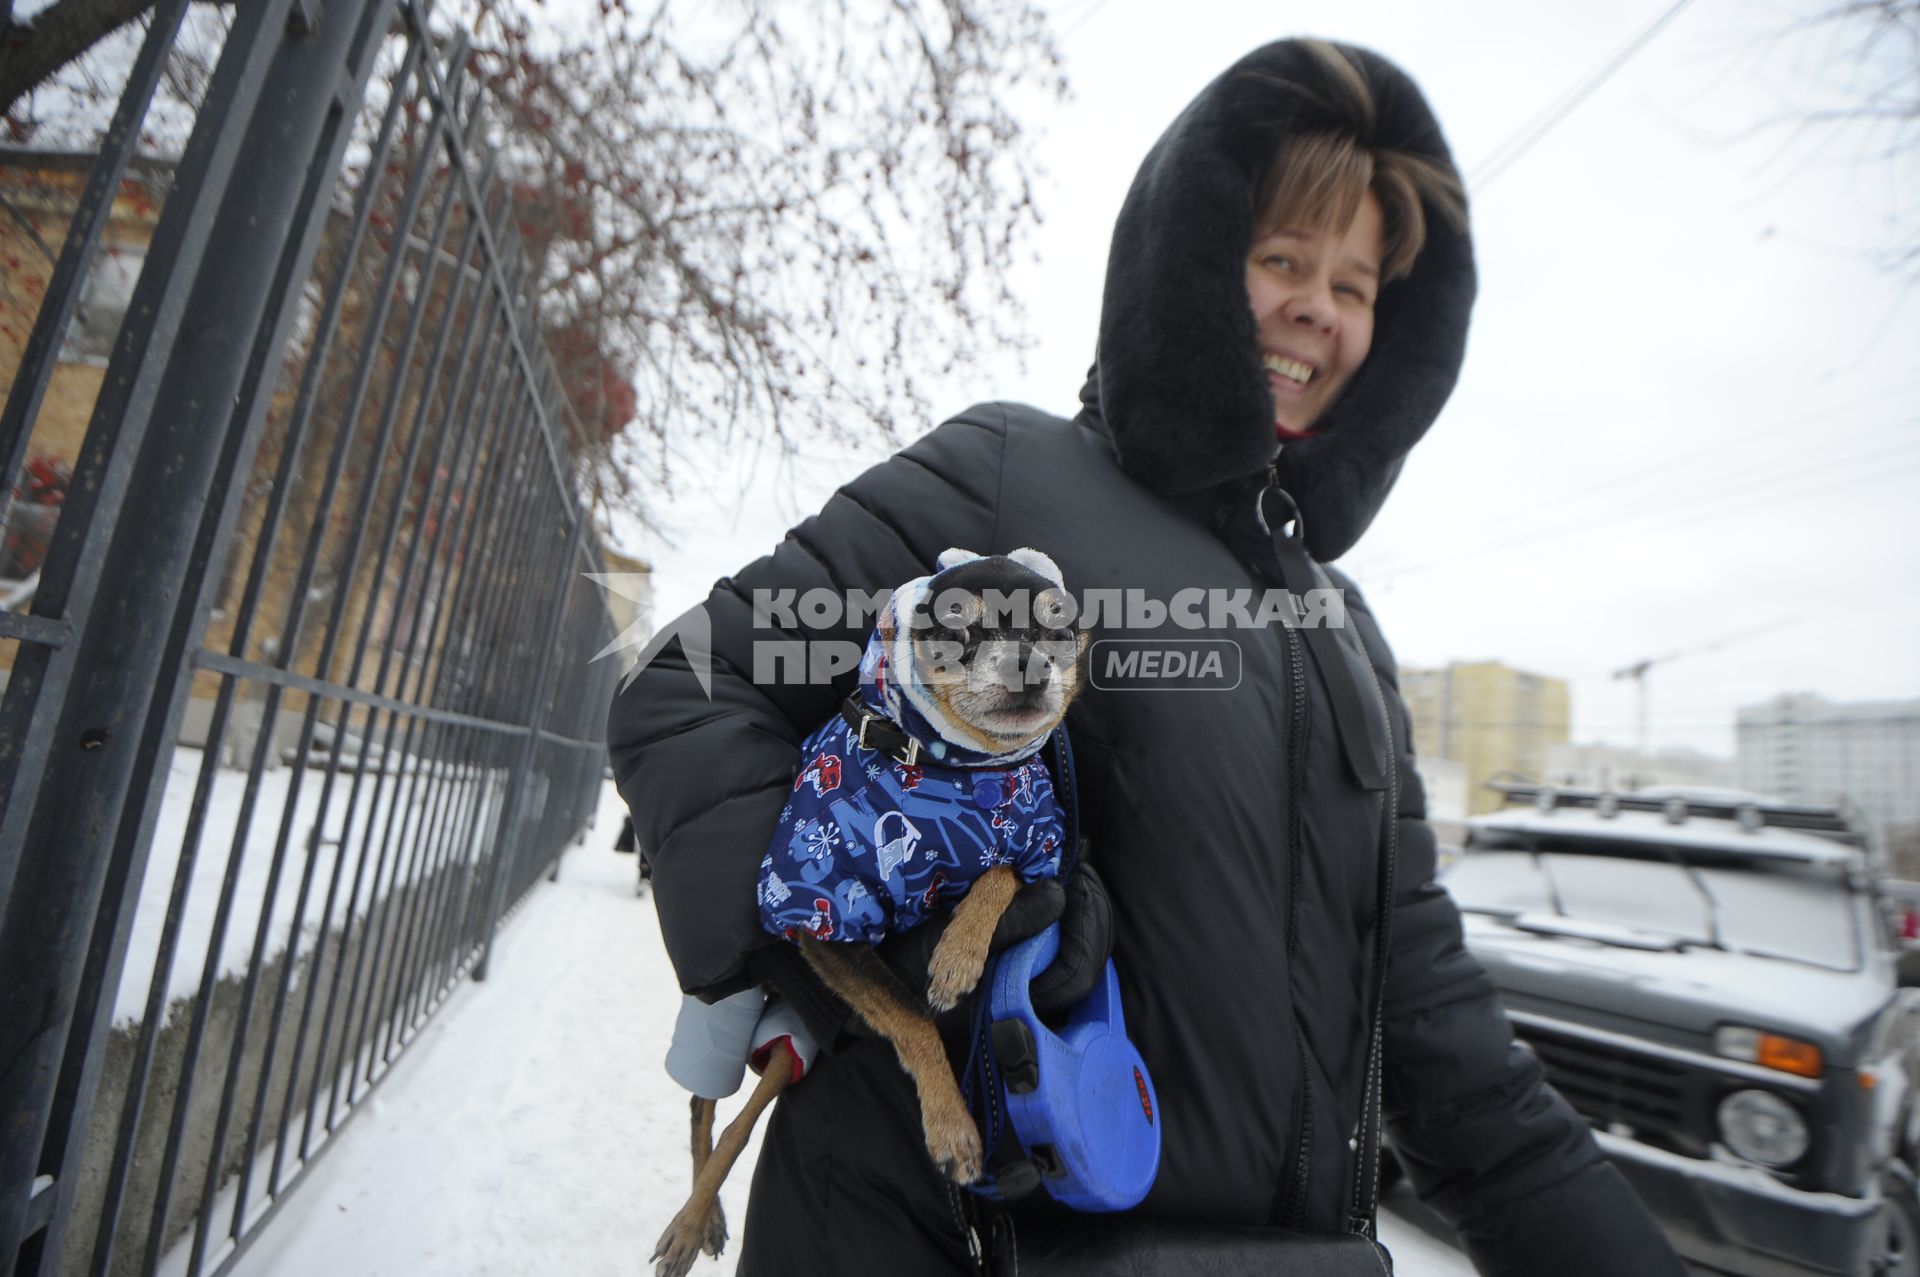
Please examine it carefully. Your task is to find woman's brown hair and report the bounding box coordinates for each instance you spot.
[1252,39,1468,283]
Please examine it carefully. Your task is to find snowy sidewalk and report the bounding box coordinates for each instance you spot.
[231,779,1473,1276]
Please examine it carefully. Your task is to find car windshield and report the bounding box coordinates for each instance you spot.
[1443,843,1860,971]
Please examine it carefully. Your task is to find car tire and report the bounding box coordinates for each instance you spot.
[1880,1162,1920,1277]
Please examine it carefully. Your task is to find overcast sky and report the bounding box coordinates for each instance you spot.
[622,0,1920,760]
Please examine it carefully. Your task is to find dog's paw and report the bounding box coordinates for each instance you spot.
[925,950,987,1014]
[699,1199,728,1259]
[651,1211,711,1277]
[924,1108,985,1184]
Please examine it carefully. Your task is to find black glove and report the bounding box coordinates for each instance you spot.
[1026,862,1112,1018]
[877,862,1112,1019]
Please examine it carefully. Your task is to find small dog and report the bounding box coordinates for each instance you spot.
[651,547,1083,1277]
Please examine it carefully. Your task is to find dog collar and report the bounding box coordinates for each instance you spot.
[838,692,924,766]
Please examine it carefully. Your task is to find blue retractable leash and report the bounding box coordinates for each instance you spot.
[961,731,1162,1212]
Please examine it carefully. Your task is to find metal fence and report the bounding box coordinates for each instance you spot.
[0,2,620,1273]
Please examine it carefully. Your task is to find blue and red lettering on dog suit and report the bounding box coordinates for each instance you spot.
[757,628,1065,945]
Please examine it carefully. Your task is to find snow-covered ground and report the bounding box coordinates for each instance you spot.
[226,779,1475,1276]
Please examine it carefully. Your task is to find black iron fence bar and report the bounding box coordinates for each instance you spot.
[88,2,414,1267]
[397,228,492,291]
[272,276,520,1172]
[0,0,296,883]
[76,16,416,1264]
[241,167,504,1219]
[207,29,472,1198]
[425,743,505,994]
[472,508,590,983]
[536,727,613,753]
[347,416,560,1067]
[299,293,533,1154]
[393,747,492,1036]
[0,2,398,1268]
[405,5,574,520]
[402,406,553,993]
[0,0,191,516]
[134,89,463,1277]
[396,398,544,1008]
[217,81,491,1247]
[343,368,541,1098]
[418,472,576,990]
[323,260,527,1067]
[188,651,529,737]
[318,404,545,1127]
[363,585,527,1077]
[175,68,460,1176]
[199,28,425,712]
[284,104,499,1098]
[0,612,72,647]
[195,84,481,1238]
[378,739,482,1059]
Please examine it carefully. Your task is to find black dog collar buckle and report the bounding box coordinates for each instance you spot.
[839,693,922,766]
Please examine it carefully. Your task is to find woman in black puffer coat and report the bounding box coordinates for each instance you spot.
[609,38,1686,1277]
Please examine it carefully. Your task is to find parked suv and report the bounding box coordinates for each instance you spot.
[1440,783,1920,1277]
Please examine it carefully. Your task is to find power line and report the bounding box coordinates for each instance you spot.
[1470,0,1698,192]
[1358,434,1920,589]
[1055,0,1112,41]
[1367,450,1920,590]
[1354,377,1920,579]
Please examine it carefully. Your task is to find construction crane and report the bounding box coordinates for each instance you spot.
[1612,617,1801,757]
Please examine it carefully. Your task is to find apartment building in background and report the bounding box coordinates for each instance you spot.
[1738,693,1920,867]
[1401,660,1572,816]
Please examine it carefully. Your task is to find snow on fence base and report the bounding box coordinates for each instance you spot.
[63,854,490,1277]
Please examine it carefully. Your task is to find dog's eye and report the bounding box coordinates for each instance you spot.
[932,588,981,631]
[1034,589,1075,629]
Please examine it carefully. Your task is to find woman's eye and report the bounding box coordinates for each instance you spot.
[1263,254,1294,272]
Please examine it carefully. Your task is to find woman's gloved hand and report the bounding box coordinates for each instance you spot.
[878,862,1113,1018]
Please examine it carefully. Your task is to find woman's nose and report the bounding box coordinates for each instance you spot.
[1281,283,1335,332]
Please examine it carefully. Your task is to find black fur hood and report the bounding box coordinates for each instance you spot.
[1088,39,1476,562]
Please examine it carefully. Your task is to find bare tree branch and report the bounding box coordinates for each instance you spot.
[0,0,228,113]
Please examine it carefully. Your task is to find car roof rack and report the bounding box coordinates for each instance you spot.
[1483,776,1865,847]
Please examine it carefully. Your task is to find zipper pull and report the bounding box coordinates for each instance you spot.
[1256,481,1391,793]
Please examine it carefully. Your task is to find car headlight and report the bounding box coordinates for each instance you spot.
[1713,1025,1823,1078]
[1717,1089,1810,1167]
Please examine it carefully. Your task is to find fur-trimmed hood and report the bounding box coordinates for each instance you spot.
[1088,39,1476,562]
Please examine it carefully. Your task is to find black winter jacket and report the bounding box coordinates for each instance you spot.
[609,39,1685,1277]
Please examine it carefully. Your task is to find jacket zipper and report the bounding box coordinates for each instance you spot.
[1269,463,1313,1225]
[1281,615,1313,1227]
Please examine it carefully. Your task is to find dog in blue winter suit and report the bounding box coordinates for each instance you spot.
[758,558,1076,950]
[652,547,1084,1277]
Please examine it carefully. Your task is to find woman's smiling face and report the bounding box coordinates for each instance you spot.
[1246,190,1384,441]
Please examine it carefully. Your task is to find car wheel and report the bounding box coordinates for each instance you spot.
[1880,1163,1920,1277]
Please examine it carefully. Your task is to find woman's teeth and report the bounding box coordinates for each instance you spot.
[1262,353,1313,385]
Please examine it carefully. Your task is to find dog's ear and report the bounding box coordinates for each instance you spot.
[1008,547,1064,588]
[936,547,983,572]
[877,602,897,644]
